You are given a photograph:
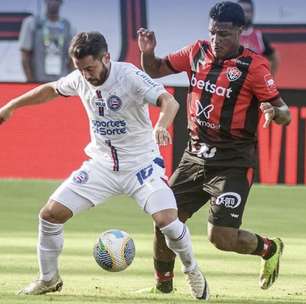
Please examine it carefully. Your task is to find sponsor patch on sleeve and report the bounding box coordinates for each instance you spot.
[264,74,277,92]
[135,70,158,88]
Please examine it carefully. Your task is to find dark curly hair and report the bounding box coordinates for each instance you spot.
[69,31,108,60]
[209,1,245,27]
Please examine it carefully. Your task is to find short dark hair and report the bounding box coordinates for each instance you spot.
[209,1,245,27]
[69,31,108,59]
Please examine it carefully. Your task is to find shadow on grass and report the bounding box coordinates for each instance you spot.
[1,293,305,304]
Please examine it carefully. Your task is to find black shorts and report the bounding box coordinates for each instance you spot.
[169,152,254,228]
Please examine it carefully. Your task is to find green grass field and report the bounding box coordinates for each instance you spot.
[0,180,305,304]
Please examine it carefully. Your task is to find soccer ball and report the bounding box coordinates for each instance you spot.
[93,229,135,272]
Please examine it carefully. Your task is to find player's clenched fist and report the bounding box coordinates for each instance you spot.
[260,102,276,128]
[137,28,157,54]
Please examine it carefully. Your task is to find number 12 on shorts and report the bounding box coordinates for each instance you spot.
[136,165,153,185]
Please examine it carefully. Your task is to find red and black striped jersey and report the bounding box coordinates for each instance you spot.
[166,40,280,168]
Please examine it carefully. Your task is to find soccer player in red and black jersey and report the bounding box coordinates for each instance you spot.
[138,1,291,295]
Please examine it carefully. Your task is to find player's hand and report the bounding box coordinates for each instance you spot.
[260,102,275,128]
[137,28,157,54]
[0,106,12,125]
[153,126,172,146]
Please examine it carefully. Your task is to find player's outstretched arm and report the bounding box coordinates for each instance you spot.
[153,92,179,146]
[0,82,59,124]
[260,97,291,128]
[137,28,174,78]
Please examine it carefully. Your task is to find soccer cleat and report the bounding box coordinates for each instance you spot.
[17,273,63,295]
[185,265,209,300]
[259,238,284,290]
[155,279,174,293]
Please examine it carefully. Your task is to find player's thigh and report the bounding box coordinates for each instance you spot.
[50,159,121,212]
[206,167,254,229]
[170,152,211,216]
[49,184,94,216]
[128,157,177,214]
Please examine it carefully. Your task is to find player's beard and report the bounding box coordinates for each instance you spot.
[89,64,110,86]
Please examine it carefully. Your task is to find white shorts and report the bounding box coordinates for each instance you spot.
[50,157,177,215]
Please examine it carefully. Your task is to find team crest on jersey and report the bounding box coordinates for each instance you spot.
[107,95,122,111]
[73,170,89,184]
[226,67,242,82]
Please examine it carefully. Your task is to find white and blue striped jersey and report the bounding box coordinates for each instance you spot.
[56,61,167,171]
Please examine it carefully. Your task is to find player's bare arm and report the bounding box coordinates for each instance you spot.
[260,97,291,128]
[137,28,174,78]
[153,92,179,146]
[0,82,59,124]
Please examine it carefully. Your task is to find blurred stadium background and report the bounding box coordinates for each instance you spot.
[0,1,305,303]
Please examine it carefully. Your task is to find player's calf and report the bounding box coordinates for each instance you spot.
[154,259,175,293]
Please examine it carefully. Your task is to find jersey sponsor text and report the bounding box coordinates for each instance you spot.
[92,119,127,136]
[191,74,232,98]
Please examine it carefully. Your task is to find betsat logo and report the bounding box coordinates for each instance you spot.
[92,119,127,136]
[191,74,232,98]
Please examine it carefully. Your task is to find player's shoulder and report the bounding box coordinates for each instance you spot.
[68,69,83,79]
[114,61,153,79]
[111,61,140,81]
[113,61,138,72]
[189,39,210,50]
[113,61,161,90]
[58,69,83,85]
[241,47,270,70]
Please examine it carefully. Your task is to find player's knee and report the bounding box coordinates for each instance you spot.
[39,200,72,224]
[39,206,61,223]
[178,209,192,223]
[153,209,178,228]
[208,227,237,251]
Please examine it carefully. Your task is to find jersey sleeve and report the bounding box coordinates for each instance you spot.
[166,42,194,73]
[56,70,80,97]
[250,57,280,102]
[125,66,167,105]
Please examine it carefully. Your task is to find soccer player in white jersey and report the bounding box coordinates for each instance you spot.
[0,32,209,300]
